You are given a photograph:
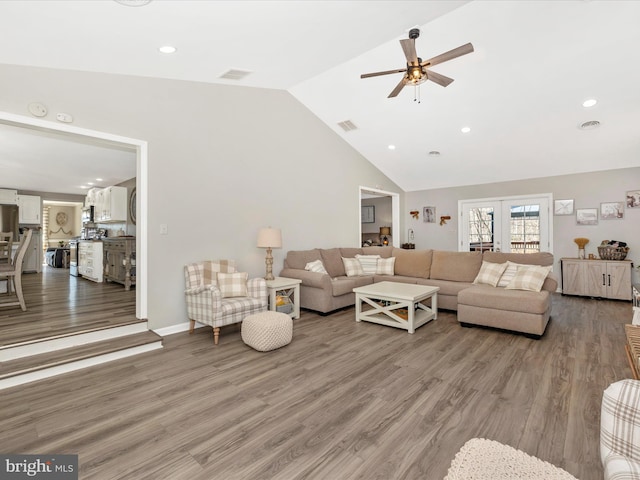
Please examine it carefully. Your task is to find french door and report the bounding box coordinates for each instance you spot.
[459,194,552,253]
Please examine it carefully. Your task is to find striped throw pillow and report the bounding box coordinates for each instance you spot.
[355,254,381,275]
[217,272,248,298]
[497,261,523,288]
[376,257,395,275]
[305,260,328,274]
[505,265,552,292]
[473,261,508,287]
[342,257,364,277]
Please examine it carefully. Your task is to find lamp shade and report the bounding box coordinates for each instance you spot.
[380,227,391,236]
[257,227,282,249]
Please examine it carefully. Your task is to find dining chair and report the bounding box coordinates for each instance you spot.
[0,229,33,311]
[0,231,13,265]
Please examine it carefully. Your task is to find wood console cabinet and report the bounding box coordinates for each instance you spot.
[103,237,136,290]
[561,258,632,301]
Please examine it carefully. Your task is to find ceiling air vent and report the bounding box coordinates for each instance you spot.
[337,120,358,132]
[219,69,252,81]
[579,120,601,130]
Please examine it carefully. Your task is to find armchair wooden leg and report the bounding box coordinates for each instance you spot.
[213,327,220,345]
[189,319,195,334]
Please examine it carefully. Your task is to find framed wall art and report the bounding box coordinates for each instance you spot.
[361,205,375,223]
[554,199,574,216]
[423,206,436,223]
[600,201,624,220]
[627,190,640,208]
[576,208,598,226]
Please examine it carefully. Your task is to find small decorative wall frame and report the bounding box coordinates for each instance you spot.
[627,190,640,208]
[554,199,574,216]
[600,201,624,220]
[361,205,375,223]
[576,208,598,226]
[423,206,436,223]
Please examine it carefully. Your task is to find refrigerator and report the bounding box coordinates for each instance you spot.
[0,204,19,242]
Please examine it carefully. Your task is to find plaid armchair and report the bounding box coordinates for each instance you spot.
[184,260,267,345]
[601,379,640,479]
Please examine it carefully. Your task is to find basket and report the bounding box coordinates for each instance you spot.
[597,245,629,260]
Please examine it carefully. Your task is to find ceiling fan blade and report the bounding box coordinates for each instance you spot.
[426,70,454,87]
[421,43,474,68]
[361,68,406,79]
[400,38,419,66]
[388,78,407,98]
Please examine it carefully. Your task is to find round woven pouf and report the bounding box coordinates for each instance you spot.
[241,311,293,352]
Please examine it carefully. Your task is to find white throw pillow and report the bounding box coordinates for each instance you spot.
[305,259,328,274]
[217,272,248,298]
[473,261,508,287]
[342,257,365,277]
[505,265,552,292]
[376,257,395,276]
[355,254,381,275]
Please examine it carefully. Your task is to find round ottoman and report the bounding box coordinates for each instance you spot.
[241,311,292,352]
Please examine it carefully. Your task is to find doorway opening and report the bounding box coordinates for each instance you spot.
[359,186,400,248]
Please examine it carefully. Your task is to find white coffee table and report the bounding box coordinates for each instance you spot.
[353,281,439,334]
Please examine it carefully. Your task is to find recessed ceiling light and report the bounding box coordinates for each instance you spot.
[583,98,597,108]
[461,127,471,133]
[159,45,177,54]
[80,186,89,189]
[428,151,441,157]
[114,0,152,6]
[388,145,396,150]
[96,178,103,182]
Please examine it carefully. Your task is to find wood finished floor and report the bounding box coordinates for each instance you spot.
[0,294,632,480]
[0,266,137,346]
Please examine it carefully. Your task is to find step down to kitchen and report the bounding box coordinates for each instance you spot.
[0,326,162,390]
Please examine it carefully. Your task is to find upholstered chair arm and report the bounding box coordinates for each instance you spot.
[247,277,268,307]
[184,284,223,325]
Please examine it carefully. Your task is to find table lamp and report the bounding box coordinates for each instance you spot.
[257,227,282,280]
[380,226,391,246]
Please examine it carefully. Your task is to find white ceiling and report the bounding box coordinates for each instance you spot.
[1,0,639,194]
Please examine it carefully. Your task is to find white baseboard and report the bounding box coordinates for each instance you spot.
[153,321,206,337]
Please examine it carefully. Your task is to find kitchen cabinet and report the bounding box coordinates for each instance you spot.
[103,237,135,290]
[21,230,42,273]
[78,241,103,282]
[0,189,18,204]
[17,195,41,224]
[95,186,127,222]
[561,258,632,300]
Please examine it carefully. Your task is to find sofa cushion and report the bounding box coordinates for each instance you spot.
[506,265,553,292]
[340,247,363,258]
[362,246,393,258]
[285,249,321,270]
[474,261,508,287]
[343,257,365,277]
[458,284,550,315]
[355,254,380,275]
[416,278,474,297]
[430,251,483,282]
[393,249,433,278]
[320,248,346,277]
[331,276,374,296]
[483,251,554,267]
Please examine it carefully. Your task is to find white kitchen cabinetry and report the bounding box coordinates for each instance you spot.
[22,230,42,273]
[78,241,104,282]
[0,189,18,204]
[95,186,127,222]
[561,258,632,301]
[17,195,41,224]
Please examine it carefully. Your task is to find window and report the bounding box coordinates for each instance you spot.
[459,194,552,253]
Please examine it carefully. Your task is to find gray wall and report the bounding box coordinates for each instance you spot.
[406,166,640,284]
[0,64,402,329]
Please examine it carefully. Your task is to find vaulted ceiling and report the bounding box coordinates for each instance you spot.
[1,0,639,194]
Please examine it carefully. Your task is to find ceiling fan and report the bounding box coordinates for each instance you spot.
[361,28,474,98]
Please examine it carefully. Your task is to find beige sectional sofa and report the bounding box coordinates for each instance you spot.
[279,247,558,338]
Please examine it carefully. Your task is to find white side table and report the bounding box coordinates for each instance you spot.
[266,277,302,319]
